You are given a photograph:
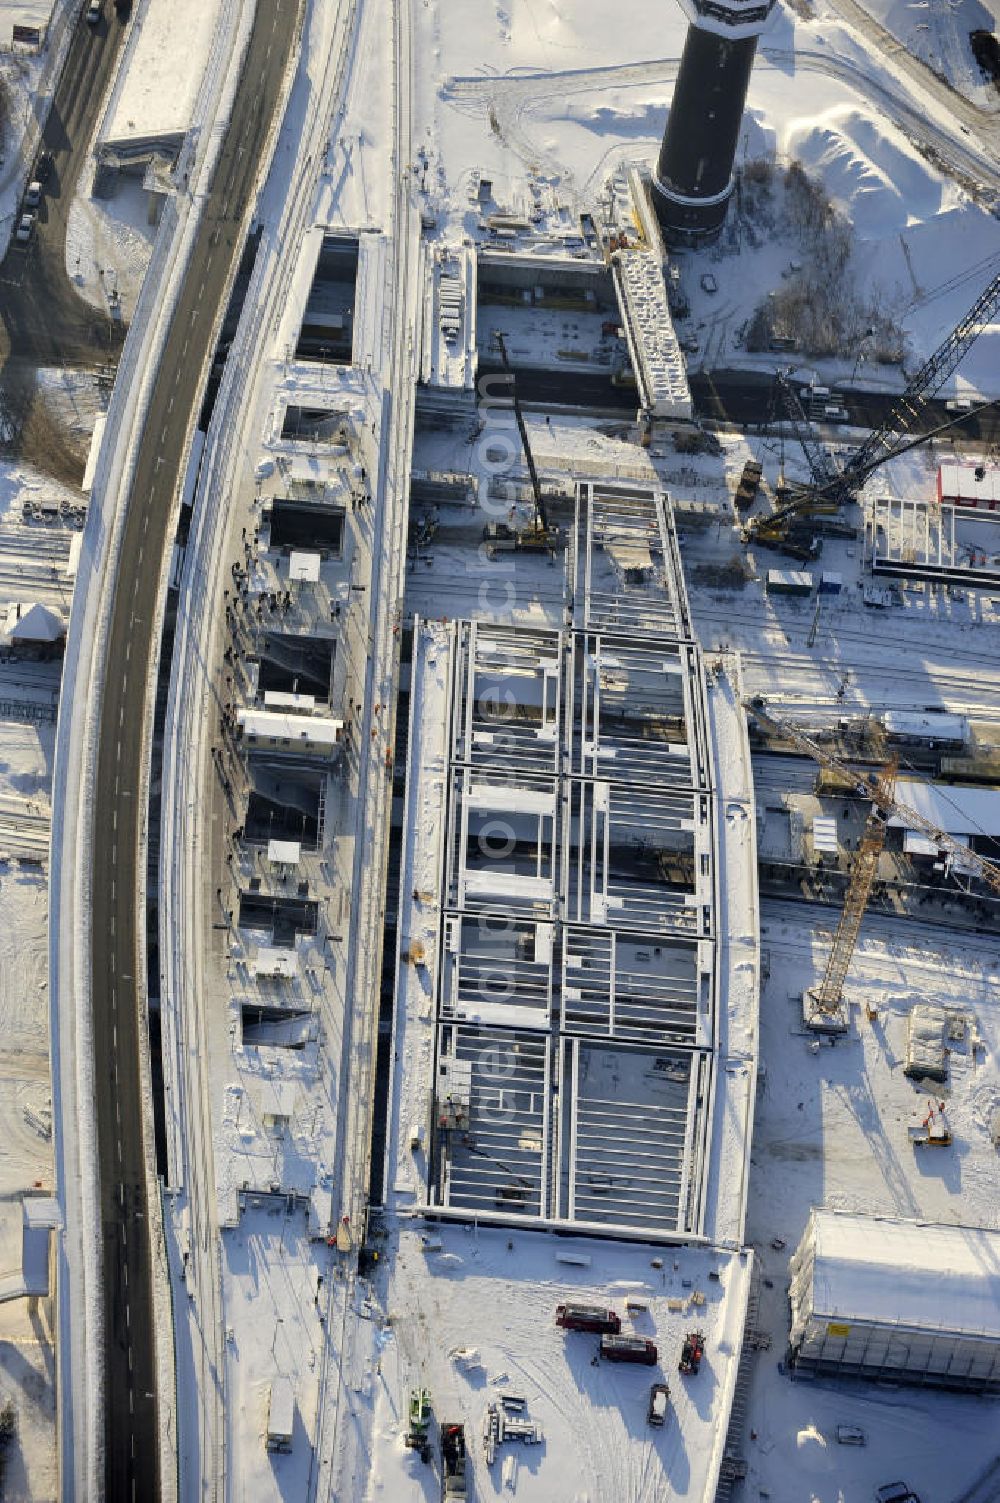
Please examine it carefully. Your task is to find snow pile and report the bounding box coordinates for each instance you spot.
[785,105,957,234]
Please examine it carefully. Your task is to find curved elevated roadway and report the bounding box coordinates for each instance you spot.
[88,0,299,1495]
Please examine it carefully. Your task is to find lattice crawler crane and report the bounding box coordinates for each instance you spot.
[743,265,1000,552]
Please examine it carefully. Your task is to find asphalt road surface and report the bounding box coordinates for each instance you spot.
[89,1,299,1496]
[0,6,128,380]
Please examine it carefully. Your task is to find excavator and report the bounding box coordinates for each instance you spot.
[483,331,563,557]
[745,699,1000,1028]
[743,266,1000,555]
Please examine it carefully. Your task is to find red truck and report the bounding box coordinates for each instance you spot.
[600,1335,658,1365]
[440,1422,467,1500]
[679,1331,704,1375]
[555,1303,621,1335]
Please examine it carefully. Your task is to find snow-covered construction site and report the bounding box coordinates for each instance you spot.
[1,0,1000,1496]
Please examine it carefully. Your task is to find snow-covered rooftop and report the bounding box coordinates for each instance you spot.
[373,1226,753,1503]
[890,778,1000,839]
[98,0,223,156]
[938,462,1000,505]
[800,1209,1000,1338]
[5,601,66,642]
[236,707,343,750]
[613,249,692,420]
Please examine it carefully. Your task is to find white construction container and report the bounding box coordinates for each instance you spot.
[788,1210,1000,1392]
[881,710,968,749]
[266,1378,295,1452]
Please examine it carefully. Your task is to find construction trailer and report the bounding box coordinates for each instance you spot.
[765,569,813,597]
[788,1210,1000,1392]
[881,711,968,751]
[937,462,1000,510]
[265,1377,295,1452]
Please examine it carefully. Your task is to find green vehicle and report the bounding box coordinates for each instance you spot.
[405,1388,431,1462]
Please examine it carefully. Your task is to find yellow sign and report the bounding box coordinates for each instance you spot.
[826,1322,851,1338]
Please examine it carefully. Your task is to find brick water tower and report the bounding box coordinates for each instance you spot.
[652,0,778,245]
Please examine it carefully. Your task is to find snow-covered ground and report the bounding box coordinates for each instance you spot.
[820,0,1000,112]
[0,864,52,1271]
[42,0,1000,1494]
[371,1226,751,1503]
[414,0,1000,393]
[738,909,1000,1503]
[670,408,1000,1497]
[0,683,56,1503]
[0,1297,57,1503]
[65,176,157,322]
[1,0,56,36]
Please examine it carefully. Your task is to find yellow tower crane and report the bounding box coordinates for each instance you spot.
[745,700,1000,1030]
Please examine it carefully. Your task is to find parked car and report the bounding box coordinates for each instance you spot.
[15,212,35,244]
[599,1335,658,1365]
[24,180,42,208]
[875,1486,920,1503]
[647,1382,670,1426]
[85,0,102,23]
[555,1303,621,1335]
[35,152,53,182]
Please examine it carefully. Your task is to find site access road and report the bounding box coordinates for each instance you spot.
[0,5,128,380]
[89,0,299,1496]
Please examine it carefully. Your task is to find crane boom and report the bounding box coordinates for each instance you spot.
[745,700,1000,896]
[842,265,1000,486]
[743,264,1000,546]
[493,331,549,534]
[774,370,847,506]
[811,775,894,1018]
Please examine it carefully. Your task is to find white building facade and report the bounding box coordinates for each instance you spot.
[789,1210,1000,1392]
